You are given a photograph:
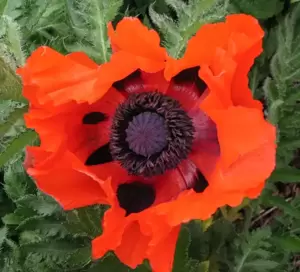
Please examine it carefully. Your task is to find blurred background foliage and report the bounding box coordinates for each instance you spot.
[0,0,300,271]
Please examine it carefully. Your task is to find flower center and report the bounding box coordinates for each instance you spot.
[110,92,195,177]
[126,112,168,157]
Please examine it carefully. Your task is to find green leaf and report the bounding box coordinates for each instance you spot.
[149,0,228,58]
[274,236,300,253]
[269,167,300,183]
[173,226,203,272]
[88,254,129,272]
[65,0,123,63]
[263,4,300,166]
[17,216,68,238]
[4,159,35,201]
[0,226,7,248]
[0,57,24,102]
[0,15,25,66]
[16,194,61,216]
[65,205,104,238]
[234,228,278,272]
[20,240,86,266]
[263,195,300,219]
[67,246,92,269]
[0,0,7,16]
[231,0,284,19]
[2,213,22,225]
[242,260,278,271]
[173,227,191,272]
[0,105,28,138]
[0,129,37,167]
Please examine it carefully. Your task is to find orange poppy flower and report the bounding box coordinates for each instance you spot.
[18,14,276,272]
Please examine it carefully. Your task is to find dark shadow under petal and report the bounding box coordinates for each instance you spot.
[173,66,207,94]
[117,182,155,216]
[177,160,208,193]
[85,143,113,165]
[193,170,209,193]
[82,112,107,124]
[113,70,143,93]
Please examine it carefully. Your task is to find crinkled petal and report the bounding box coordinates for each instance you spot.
[115,222,151,268]
[148,226,180,272]
[108,17,166,67]
[165,14,263,81]
[209,141,276,194]
[17,46,101,107]
[26,148,108,210]
[208,106,276,169]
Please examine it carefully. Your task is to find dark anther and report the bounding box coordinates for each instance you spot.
[85,143,113,166]
[193,170,209,193]
[83,112,107,124]
[113,70,142,92]
[117,182,155,216]
[173,66,207,93]
[110,92,195,177]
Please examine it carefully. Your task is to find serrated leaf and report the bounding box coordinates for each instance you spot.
[0,226,7,248]
[17,216,68,238]
[234,228,276,272]
[263,4,300,166]
[269,167,300,183]
[0,57,24,102]
[0,105,27,138]
[4,160,35,201]
[243,260,278,271]
[67,246,92,269]
[0,129,37,167]
[274,236,300,253]
[2,213,22,225]
[19,230,44,245]
[149,0,228,58]
[172,226,204,272]
[65,205,104,238]
[65,0,122,63]
[0,0,7,16]
[231,0,284,19]
[88,254,129,272]
[173,227,191,272]
[263,195,300,219]
[16,194,61,216]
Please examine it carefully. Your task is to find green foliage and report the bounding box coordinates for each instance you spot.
[230,0,284,19]
[149,0,229,58]
[0,0,300,271]
[65,0,123,63]
[265,3,300,152]
[234,228,279,272]
[0,15,25,69]
[173,227,205,272]
[3,0,123,61]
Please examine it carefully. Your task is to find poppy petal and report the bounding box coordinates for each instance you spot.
[115,222,151,268]
[209,141,276,194]
[108,17,166,67]
[165,14,263,81]
[148,226,180,272]
[225,14,264,96]
[93,18,167,99]
[17,46,100,107]
[92,207,127,259]
[209,106,276,169]
[27,149,108,210]
[153,160,197,205]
